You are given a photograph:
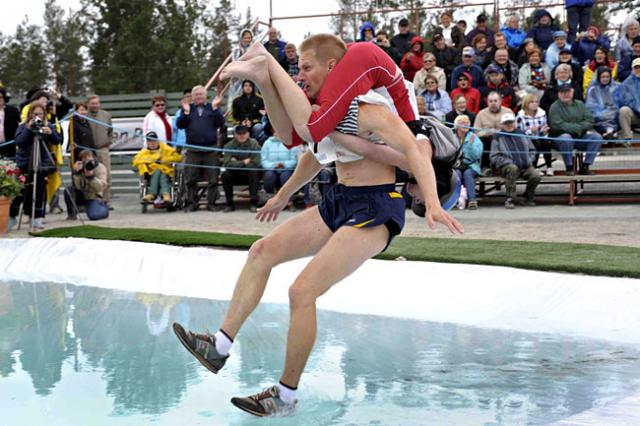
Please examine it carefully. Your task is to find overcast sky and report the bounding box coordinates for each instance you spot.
[3,0,340,45]
[3,0,624,43]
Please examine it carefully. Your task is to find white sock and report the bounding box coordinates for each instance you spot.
[277,382,298,404]
[214,330,233,356]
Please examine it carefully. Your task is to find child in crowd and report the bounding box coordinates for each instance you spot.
[132,131,182,204]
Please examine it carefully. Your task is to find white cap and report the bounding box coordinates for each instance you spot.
[632,57,640,68]
[500,112,516,123]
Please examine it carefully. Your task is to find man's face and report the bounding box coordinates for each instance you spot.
[476,20,487,30]
[628,23,640,39]
[633,43,640,56]
[633,64,640,77]
[457,22,467,33]
[268,28,278,43]
[235,131,250,143]
[559,52,572,63]
[555,37,566,48]
[363,28,373,41]
[558,89,574,103]
[434,37,445,49]
[183,93,192,104]
[192,88,206,106]
[488,94,501,112]
[509,17,519,30]
[242,82,253,95]
[285,47,297,60]
[540,15,551,26]
[489,72,503,85]
[298,49,332,98]
[494,35,507,49]
[398,23,409,35]
[501,120,516,132]
[462,54,474,66]
[494,49,508,64]
[88,98,100,112]
[587,29,597,40]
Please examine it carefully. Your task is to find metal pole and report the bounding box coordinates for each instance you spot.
[269,0,273,27]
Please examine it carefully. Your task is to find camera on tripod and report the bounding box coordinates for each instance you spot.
[33,117,44,132]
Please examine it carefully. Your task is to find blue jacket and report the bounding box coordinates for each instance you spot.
[617,54,639,82]
[545,42,572,69]
[459,131,483,175]
[565,0,594,8]
[176,103,225,149]
[490,129,536,170]
[451,64,485,89]
[573,36,611,65]
[616,73,640,115]
[263,39,287,62]
[526,10,559,51]
[585,77,620,129]
[171,108,186,147]
[260,136,298,170]
[15,123,62,170]
[358,21,376,42]
[501,27,526,49]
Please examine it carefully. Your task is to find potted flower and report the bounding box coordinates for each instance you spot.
[0,157,25,234]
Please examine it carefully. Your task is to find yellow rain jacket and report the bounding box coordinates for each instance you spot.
[132,142,182,178]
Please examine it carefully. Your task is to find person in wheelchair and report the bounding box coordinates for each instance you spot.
[133,131,182,205]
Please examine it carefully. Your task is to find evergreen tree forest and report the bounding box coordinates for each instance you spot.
[0,0,245,97]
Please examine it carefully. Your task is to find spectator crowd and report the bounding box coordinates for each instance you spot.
[1,3,640,229]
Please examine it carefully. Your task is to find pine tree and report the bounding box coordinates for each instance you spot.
[44,0,88,96]
[0,19,47,98]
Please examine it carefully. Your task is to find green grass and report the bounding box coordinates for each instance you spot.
[34,225,640,278]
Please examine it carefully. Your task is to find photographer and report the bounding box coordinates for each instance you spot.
[13,101,62,230]
[64,150,109,221]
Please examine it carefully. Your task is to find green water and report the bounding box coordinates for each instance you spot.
[1,281,640,425]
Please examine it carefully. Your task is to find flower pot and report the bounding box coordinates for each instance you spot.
[0,196,11,235]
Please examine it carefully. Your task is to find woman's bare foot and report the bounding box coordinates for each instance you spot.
[220,56,268,84]
[238,41,269,61]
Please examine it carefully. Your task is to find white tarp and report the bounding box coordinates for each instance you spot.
[1,237,640,346]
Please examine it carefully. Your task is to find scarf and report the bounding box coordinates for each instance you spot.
[588,58,616,72]
[530,64,546,83]
[156,110,172,141]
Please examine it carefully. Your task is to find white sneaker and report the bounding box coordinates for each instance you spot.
[32,219,45,230]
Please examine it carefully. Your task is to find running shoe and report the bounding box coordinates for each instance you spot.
[231,385,297,417]
[172,322,229,374]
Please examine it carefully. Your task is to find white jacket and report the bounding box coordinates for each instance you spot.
[143,111,172,142]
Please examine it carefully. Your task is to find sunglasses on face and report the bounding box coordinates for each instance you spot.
[155,103,165,107]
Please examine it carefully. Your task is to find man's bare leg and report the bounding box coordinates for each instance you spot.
[221,56,296,144]
[222,42,314,141]
[280,225,389,387]
[220,206,332,338]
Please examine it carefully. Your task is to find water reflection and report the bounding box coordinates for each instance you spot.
[1,281,640,425]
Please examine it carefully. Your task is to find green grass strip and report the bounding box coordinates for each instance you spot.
[34,225,640,278]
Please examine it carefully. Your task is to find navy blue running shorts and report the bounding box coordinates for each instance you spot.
[318,183,405,250]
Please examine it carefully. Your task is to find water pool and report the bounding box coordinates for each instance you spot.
[2,281,640,425]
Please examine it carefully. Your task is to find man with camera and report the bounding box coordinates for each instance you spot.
[64,149,109,221]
